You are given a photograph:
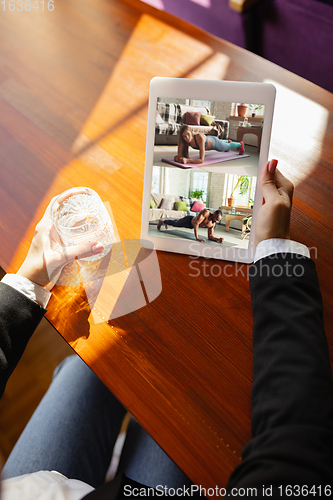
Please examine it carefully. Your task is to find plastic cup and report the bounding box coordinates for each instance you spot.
[51,187,114,262]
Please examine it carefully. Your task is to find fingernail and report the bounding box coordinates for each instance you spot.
[268,159,278,173]
[92,243,104,253]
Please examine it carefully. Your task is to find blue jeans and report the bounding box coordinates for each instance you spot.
[2,356,193,490]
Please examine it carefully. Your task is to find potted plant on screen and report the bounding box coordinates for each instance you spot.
[237,103,247,117]
[227,175,250,207]
[249,104,263,117]
[190,189,204,201]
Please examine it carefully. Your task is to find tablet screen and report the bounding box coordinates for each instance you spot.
[149,97,264,250]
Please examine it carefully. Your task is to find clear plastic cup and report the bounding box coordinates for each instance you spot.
[51,187,114,262]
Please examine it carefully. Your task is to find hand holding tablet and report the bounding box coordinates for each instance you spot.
[141,78,276,263]
[255,159,294,248]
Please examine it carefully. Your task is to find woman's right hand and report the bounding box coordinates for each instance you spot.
[174,156,188,164]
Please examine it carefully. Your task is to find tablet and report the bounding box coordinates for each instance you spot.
[141,77,276,264]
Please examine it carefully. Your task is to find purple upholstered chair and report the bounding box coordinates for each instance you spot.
[141,0,333,92]
[256,0,333,92]
[140,0,254,49]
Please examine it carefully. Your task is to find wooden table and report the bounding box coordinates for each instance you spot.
[0,0,333,491]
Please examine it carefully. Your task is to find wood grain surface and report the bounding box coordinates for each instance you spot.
[0,0,332,490]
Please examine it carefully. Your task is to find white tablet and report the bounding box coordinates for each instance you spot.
[141,77,276,264]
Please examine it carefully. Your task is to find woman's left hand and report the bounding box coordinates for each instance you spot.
[180,158,188,164]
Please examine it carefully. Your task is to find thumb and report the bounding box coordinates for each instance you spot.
[63,242,104,263]
[260,159,279,201]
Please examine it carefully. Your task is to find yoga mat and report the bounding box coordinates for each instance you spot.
[148,226,237,246]
[162,151,249,168]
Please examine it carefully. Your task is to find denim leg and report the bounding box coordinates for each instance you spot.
[2,355,127,488]
[117,417,194,490]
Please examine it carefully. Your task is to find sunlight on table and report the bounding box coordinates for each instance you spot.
[71,13,229,152]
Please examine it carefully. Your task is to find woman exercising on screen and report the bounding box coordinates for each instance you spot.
[174,124,245,165]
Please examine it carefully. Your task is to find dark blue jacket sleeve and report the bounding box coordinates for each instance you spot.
[0,281,46,398]
[227,253,333,491]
